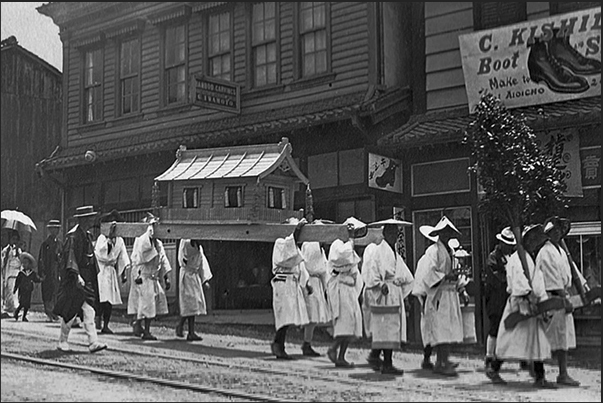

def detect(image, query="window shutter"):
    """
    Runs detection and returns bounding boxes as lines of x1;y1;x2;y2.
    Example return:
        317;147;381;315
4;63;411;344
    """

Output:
550;2;600;15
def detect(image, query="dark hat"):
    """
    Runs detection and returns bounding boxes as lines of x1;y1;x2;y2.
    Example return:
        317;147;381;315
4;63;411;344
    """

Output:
543;216;571;237
47;219;61;228
522;224;545;240
73;205;99;218
142;212;160;225
100;209;124;223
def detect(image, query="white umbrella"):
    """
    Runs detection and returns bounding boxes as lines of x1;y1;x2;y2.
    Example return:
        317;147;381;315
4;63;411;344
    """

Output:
1;210;37;233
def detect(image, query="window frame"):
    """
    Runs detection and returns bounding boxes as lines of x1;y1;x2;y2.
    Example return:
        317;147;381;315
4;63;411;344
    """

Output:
224;185;245;208
250;2;280;89
295;2;331;80
267;185;287;210
162;22;189;106
82;47;104;124
207;9;234;82
182;186;201;209
118;35;141;116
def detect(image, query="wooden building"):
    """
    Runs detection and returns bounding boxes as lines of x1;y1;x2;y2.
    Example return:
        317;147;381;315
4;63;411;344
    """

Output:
1;36;63;260
376;2;601;346
35;3;414;312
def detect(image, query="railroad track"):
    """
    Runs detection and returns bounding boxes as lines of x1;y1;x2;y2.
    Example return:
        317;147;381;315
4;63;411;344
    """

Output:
2;327;507;402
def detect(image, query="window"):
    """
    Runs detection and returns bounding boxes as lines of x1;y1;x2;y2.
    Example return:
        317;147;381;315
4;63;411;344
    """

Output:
120;37;140;115
183;187;200;209
411;158;471;196
70;183;97;210
209;11;232;81
252;2;278;87
267;186;286;209
299;2;328;77
473;2;526;30
104;178;138;205
164;24;187;104
565;222;601;289
84;48;103;123
225;186;243;208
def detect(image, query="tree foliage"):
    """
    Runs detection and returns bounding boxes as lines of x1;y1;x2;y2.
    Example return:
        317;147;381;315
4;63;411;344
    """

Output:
463;94;568;229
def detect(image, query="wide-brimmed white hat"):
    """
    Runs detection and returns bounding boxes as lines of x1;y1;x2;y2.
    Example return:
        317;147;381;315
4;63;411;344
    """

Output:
328;239;360;267
429;216;461;237
419;225;439;243
496;227;516;245
273;234;304;268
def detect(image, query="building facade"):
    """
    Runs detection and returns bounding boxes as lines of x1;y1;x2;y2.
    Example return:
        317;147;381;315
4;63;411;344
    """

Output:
1;36;63;261
36;2;414;312
377;2;601;346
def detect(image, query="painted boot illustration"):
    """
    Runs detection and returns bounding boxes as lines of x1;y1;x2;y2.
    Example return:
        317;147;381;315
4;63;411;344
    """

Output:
548;29;601;76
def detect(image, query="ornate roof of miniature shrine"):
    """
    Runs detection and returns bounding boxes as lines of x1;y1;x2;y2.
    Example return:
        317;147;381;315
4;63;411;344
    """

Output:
155;137;309;184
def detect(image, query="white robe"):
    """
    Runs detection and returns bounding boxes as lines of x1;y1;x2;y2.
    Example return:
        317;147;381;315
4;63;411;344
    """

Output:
411;244;437;347
95;234;130;305
271;257;310;331
362;241;414;347
327;261;364;338
127;229;172;319
536;241;576;351
495;251;551;361
300;242;331;325
421;241;464;346
178;240;213;317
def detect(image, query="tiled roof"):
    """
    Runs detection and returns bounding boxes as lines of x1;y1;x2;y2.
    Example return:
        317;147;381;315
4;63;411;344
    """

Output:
378;97;601;148
155;138;308;183
37;91;376;170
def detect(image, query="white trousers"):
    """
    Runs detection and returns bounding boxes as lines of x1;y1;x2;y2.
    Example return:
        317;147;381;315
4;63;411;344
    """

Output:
59;302;98;346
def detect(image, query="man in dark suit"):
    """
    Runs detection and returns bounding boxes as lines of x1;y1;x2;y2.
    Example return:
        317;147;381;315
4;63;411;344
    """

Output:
37;219;62;322
53;206;107;353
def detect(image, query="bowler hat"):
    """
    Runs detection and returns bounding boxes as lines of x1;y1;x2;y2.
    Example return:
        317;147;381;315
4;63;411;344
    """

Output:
73;205;99;218
496;227;516;245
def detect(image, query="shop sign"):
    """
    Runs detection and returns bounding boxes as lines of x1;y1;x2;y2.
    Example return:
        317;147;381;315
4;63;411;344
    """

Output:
535;129;583;197
459;7;601;111
192;75;241;114
368;153;402;193
580;147;601;188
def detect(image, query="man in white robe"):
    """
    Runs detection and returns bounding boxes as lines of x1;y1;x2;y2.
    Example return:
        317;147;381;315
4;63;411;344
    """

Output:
177;239;212;341
94;218;130;334
495;224;556;388
362;224;414;375
1;230;23;318
127;214;172;340
420;216;464;377
270;220;310;359
326;239;364;368
300;241;331;356
536;216;583;387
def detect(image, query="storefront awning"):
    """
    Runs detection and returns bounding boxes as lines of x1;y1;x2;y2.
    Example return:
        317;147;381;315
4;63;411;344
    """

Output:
378;96;601;149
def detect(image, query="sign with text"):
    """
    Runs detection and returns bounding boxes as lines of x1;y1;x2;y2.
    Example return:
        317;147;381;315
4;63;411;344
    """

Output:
368;153;402;193
535;129;583;197
192;75;241;114
580;147;601;188
459;7;601;111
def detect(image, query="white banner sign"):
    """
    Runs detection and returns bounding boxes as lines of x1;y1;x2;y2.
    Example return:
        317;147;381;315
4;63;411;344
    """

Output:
368;153;402;193
459;7;601;111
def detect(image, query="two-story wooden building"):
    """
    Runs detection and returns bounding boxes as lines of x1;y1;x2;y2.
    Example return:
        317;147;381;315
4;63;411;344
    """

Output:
1;36;63;258
35;3;414;311
376;2;601;346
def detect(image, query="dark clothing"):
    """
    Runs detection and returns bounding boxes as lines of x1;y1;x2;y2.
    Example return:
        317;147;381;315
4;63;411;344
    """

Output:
37;235;62;311
53;225;100;323
484;245;510;335
13;270;42;310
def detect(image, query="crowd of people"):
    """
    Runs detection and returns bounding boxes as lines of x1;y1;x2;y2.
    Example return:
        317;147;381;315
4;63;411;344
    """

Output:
0;205;591;389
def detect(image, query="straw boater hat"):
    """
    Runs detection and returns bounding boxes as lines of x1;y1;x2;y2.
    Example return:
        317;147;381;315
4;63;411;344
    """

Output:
47;219;61;228
273;234;304;268
328;239;360;268
73;205;99;218
18;252;37;270
419;225;439;243
429;216;461;237
496;227;516;245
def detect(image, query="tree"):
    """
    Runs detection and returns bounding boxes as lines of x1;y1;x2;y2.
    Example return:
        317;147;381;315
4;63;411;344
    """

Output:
463;93;568;279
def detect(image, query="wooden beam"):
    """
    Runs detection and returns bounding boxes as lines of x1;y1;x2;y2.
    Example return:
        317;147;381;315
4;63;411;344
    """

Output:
101;221;354;244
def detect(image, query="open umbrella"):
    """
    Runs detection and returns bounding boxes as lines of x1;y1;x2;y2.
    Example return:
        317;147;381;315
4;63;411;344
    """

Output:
1;210;37;233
